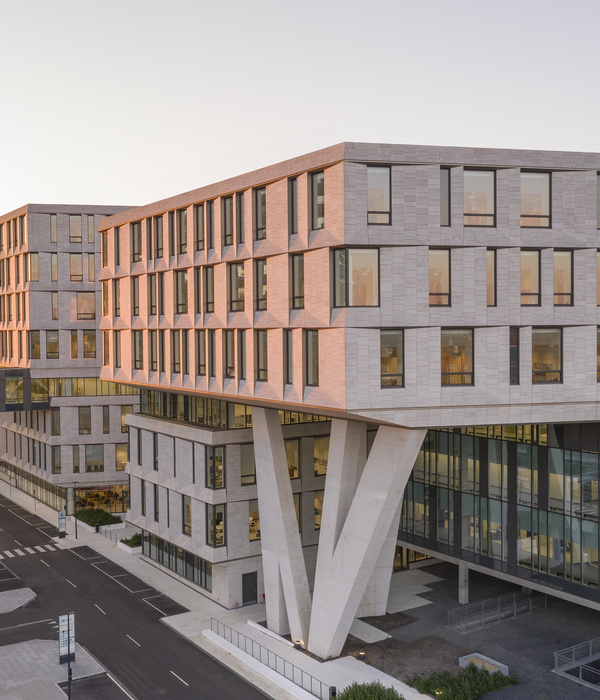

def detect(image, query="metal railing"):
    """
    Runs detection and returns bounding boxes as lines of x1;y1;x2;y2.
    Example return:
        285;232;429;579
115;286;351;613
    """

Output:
210;618;331;699
554;637;600;689
448;591;547;632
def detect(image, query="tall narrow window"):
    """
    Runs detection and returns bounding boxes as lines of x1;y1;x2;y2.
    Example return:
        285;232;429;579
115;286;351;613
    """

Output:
114;330;121;368
171;330;180;373
131;277;140;316
168;211;175;257
177;209;187;254
256;329;267;381
206;446;225;488
149;330;157;371
87;253;95;282
334;248;379;307
486;249;496;307
291;254;304;309
304;329;319;386
133;330;143;370
255;259;267;310
283;329;293;384
131;221;142;262
224;330;235;379
597;327;600;382
510;327;520;385
157;272;165;315
367;166;391;224
440;167;450;226
154;484;159;521
51;292;58;320
429;249;450;306
311;171;324;230
114;226;120;266
236;192;245;244
597;174;600;229
182;329;189;375
69;215;82;243
194;204;204;251
441;329;474;385
88;215;94;243
254;187;266;240
183;495;192;535
521;172;550;227
380;330;403;387
78;406;91;435
146;217;153;260
103;405;110;433
249;500;260;541
103;331;109;366
113;279;120;316
205;266;214;313
206;504;225;547
83;331;96;358
554;250;572;305
288;178;298;236
196;329;206;375
597;251;600;305
148;274;157;315
175;269;188;314
532;328;562;383
101;231;108;266
237;329;246;380
29;330;40;359
50;214;57;243
51;253;58;281
159;330;165;372
229;262;244;312
154;215;163;258
70;330;78;359
464;170;495;226
208;329;216;378
222;196;233;246
206;200;214;249
194;267;201;314
521;250;540;305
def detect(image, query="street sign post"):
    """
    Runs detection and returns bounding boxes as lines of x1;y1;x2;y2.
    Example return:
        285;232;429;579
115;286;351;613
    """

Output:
59;612;75;699
58;510;66;539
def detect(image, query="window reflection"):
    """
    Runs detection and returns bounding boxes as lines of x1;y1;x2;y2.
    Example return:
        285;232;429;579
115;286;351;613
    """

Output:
367;167;391;224
553;251;572;305
441;329;473;385
380;330;403;387
521;250;540;305
521;172;550;227
463;170;495;226
429;249;450;306
532;328;562;383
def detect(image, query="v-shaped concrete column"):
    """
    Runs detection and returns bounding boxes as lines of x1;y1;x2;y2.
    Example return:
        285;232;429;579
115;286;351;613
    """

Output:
307;422;426;658
252;407;312;643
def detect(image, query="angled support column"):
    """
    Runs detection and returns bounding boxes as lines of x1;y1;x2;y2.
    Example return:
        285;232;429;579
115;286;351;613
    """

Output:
252;407;312;643
308;423;426;659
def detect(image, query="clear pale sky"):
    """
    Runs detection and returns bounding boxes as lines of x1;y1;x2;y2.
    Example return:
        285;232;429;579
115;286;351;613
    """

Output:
1;0;598;214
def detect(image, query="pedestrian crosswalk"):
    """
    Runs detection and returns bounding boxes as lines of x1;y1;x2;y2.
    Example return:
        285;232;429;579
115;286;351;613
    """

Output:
0;542;63;559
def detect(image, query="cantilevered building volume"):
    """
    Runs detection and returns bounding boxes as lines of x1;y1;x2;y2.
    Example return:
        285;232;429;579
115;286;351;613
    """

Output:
0;204;139;515
96;142;600;658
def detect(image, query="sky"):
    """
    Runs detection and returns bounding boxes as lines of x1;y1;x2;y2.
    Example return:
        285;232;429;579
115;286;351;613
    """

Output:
1;0;598;214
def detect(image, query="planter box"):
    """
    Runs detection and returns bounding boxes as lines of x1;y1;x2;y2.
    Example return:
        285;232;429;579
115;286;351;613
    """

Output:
117;541;142;554
71;517;125;533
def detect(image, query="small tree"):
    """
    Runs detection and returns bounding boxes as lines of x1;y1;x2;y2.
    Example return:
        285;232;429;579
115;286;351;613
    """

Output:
337;680;404;699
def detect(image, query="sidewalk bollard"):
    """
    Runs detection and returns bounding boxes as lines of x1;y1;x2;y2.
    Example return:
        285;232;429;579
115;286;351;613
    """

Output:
329;686;336;698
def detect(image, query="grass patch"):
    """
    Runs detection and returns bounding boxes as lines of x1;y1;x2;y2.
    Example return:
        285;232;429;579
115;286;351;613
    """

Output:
76;508;122;526
338;680;404;699
120;532;142;547
406;662;518;700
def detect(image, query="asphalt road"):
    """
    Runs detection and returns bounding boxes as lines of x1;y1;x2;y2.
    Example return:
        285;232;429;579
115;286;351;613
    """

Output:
0;495;267;699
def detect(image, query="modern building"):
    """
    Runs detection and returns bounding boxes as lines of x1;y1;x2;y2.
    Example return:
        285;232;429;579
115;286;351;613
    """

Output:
97;142;600;658
0;204;139;514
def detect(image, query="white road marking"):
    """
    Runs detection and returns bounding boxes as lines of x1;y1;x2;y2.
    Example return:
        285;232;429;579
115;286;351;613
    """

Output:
24;547;35;554
4;551;14;558
44;545;55;551
126;634;141;647
95;604;106;615
170;671;189;687
34;546;45;552
0;618;54;632
14;540;22;546
15;549;25;556
41;560;49;567
66;579;77;588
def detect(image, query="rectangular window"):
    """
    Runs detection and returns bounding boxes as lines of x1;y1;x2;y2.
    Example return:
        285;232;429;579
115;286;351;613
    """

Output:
521;250;540;305
154;215;163;258
101;231;108;266
315;490;324;530
88;215;95;243
254;187;266;240
311;171;325;230
113;279;121;316
146;217;153;260
597;175;600;229
87;253;95;282
236;192;245;244
334;248;379;307
177;209;187;254
194;267;201;315
159;330;165;373
464;170;495;226
103;331;109;366
441;329;474;385
288;178;298;236
113;330;121;368
78;406;91;435
116;443;127;471
554;250;573;305
50;214;57;243
183;495;192;535
133;330;143;370
46;330;59;359
238;329;246;380
532;328;562;383
304;330;319;386
51;409;61;436
255;329;267;381
224;330;235;379
18;215;25;245
521;171;551;227
171;330;180;373
597;251;600;305
153;433;158;470
103;405;110;434
380;330;403;387
168;211;175;257
196;329;206;375
52;445;61;474
51;252;58;281
73;445;79;473
208;329;216;378
291;254;304;309
598;327;600;382
314;436;329;476
255;258;267;310
182;329;189;375
206;200;214;249
241;444;256;485
70;330;78;359
206;446;225;488
29;330;40;359
204;266;214;313
429;249;450;306
487;249;496;307
283;329;293;384
222;196;233;247
83;330;96;359
121;405;133;433
175;270;188;314
49;291;57;319
153;483;159;521
229;262;245;311
286;439;300;479
440;167;450;226
131;277;140;316
69;215;82;243
114;226;120;266
206;504;225;547
367;166;391;224
149;330;158;371
28;253;39;282
148;274;157;315
131;221;142;262
510;326;520;385
194;204;204;251
249;499;260;541
157;272;165;315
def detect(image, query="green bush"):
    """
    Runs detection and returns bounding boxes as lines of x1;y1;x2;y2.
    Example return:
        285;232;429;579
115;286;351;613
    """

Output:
337;680;404;699
76;508;122;526
120;532;142;547
406;662;518;700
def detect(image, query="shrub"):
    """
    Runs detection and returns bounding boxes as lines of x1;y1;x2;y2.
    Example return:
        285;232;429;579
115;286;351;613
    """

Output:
76;508;122;526
120;532;142;547
337;680;404;699
406;662;518;700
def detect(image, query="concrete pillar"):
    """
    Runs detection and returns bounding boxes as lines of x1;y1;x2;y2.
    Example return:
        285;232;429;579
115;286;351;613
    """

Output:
252;407;312;643
308;423;426;659
458;562;469;605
